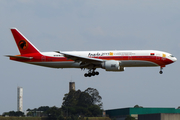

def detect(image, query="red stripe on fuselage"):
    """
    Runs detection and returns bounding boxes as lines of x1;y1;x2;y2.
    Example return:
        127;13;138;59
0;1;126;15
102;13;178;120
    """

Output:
10;54;173;67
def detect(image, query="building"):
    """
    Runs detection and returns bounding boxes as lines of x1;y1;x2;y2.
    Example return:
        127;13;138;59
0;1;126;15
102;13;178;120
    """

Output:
138;113;180;120
69;82;75;92
17;87;23;112
105;107;180;120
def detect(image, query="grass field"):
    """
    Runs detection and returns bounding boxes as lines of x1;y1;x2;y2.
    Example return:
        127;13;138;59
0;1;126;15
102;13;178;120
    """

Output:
0;117;111;120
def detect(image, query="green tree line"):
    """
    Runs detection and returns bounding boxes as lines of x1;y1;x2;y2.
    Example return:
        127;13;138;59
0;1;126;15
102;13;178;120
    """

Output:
2;88;103;120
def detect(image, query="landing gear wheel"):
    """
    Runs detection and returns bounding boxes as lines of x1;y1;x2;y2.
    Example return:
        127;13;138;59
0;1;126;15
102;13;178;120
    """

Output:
95;71;99;75
84;72;99;77
84;68;99;77
88;73;92;77
84;73;88;77
92;72;95;76
159;71;163;74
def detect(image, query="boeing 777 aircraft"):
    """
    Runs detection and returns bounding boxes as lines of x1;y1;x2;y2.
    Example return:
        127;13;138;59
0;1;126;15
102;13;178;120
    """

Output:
6;28;177;77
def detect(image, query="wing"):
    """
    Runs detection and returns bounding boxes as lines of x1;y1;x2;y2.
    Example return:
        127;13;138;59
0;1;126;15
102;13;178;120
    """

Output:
60;52;104;63
59;52;104;68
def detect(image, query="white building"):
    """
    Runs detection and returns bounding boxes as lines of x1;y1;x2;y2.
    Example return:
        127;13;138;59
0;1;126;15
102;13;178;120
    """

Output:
17;87;23;112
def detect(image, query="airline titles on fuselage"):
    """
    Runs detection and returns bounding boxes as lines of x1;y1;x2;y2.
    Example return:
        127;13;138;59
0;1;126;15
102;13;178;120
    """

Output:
88;52;135;57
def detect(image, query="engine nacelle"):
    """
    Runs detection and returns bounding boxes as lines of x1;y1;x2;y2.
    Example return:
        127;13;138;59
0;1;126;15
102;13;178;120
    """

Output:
102;60;125;71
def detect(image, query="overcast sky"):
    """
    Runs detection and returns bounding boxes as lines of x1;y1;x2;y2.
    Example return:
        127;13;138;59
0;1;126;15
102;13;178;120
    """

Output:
0;0;180;114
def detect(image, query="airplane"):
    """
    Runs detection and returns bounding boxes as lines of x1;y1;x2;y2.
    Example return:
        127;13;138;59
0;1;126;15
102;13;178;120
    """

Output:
6;28;177;77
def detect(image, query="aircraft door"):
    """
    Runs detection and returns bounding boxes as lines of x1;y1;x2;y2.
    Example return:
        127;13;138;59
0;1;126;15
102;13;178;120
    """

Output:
156;53;160;60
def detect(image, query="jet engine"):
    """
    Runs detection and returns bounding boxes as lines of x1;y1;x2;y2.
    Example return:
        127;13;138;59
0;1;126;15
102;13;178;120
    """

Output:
102;60;125;71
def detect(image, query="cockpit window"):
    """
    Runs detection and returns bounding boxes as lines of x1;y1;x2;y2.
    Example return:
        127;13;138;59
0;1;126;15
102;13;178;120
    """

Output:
170;55;174;57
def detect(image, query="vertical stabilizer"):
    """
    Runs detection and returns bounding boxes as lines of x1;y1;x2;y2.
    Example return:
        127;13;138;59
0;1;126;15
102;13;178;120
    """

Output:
11;28;40;55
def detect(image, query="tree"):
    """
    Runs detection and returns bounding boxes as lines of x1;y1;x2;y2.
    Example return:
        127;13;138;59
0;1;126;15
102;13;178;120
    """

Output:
27;111;34;117
2;111;24;117
2;112;9;116
46;106;62;120
125;115;136;120
61;88;103;117
26;106;50;117
84;88;103;107
16;111;24;116
62;90;81;107
62;90;91;116
77;92;93;107
38;106;50;112
134;105;143;108
88;105;102;116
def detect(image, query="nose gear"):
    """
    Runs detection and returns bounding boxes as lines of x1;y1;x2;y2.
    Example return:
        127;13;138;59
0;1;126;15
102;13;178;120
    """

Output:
159;67;163;74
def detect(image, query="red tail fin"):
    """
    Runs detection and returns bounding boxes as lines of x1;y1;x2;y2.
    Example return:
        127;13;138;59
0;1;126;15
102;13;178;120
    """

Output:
11;28;40;55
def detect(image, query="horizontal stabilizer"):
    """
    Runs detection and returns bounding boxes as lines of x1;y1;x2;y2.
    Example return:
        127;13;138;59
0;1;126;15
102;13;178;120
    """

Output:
54;51;61;53
5;55;33;60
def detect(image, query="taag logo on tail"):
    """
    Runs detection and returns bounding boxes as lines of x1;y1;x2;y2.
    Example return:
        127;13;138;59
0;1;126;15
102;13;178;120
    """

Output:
19;40;28;50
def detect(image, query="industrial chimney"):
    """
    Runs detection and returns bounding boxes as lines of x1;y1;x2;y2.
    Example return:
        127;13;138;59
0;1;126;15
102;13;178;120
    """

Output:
17;87;23;112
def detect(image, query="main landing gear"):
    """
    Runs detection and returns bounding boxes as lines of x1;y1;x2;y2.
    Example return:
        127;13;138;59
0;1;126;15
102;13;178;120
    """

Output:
84;69;99;77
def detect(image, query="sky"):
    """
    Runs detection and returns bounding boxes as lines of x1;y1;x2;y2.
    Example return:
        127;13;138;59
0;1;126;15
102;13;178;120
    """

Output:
0;0;180;115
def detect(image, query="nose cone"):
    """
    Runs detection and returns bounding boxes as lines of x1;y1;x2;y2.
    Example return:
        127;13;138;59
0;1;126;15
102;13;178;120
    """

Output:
173;57;177;62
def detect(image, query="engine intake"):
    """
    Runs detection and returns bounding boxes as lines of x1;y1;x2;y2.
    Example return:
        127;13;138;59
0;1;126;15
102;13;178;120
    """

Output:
102;60;125;71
